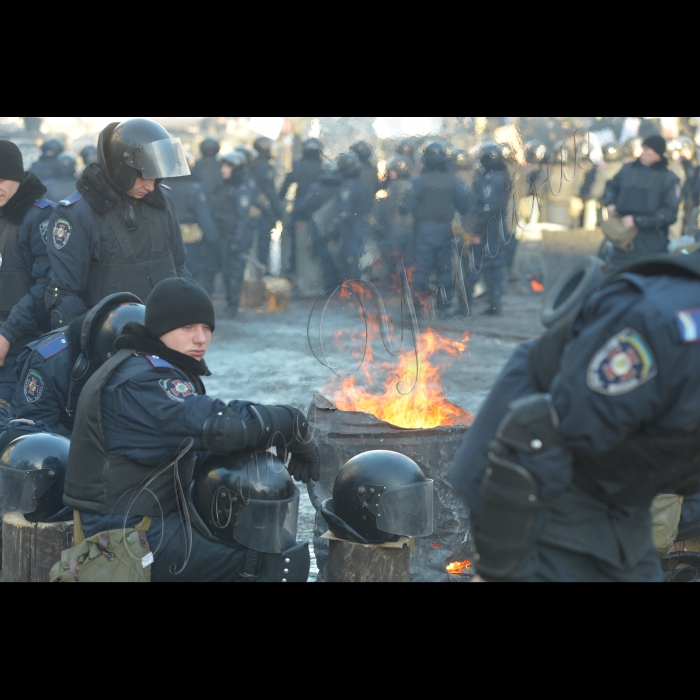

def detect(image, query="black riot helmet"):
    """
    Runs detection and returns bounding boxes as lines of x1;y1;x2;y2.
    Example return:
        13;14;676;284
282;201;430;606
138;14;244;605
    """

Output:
80;145;98;166
200;137;221;158
41;138;65;157
220;151;248;176
303;138;324;159
603;143;623;163
253;137;275;159
0;434;71;523
192;452;300;554
525;141;549;165
396;139;416;161
480;142;507;171
337;152;362;179
235;145;259;164
386;155;412;180
623;137;643;160
351;140;374;163
99;118;191;192
56;154;77;179
69;293;145;384
452;149;473;171
321;451;434;546
422;142;449;171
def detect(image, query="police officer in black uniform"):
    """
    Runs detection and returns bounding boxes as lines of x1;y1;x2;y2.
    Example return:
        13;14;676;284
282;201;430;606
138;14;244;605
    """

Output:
472;144;514;316
13;294;145;437
163;164;219;295
64;277;320;583
604;135;681;271
451;252;700;582
211;151;262;316
31;139;65;184
401;142;472;317
192;138;222;199
45;154;77;204
249;137;284;268
279;138;326;275
0;141;55;402
43;118;192;329
351;140;381;193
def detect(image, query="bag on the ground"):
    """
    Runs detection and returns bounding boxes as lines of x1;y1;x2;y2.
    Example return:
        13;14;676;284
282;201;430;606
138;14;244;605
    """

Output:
50;516;153;583
601;214;639;252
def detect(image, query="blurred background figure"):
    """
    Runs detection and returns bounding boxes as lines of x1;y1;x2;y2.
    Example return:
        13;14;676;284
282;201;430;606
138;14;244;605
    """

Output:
45;154;78;203
279;137;326;275
193;137;222;198
23;117;43;134
250;136;284;268
31;138;65;184
79;145;98;168
351;140;381;193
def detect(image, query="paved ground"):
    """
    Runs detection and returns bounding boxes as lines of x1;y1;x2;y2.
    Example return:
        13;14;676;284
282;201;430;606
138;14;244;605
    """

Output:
204;285;546;577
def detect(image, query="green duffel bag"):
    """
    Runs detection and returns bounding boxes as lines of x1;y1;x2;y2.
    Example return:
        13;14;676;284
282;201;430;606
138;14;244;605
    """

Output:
51;515;153;583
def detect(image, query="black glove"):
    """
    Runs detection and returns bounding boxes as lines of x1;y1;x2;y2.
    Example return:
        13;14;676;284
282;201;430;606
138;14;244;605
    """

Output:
287;436;321;484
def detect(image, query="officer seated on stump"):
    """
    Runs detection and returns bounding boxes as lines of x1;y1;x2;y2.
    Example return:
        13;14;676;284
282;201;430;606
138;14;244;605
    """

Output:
13;294;145;438
63;278;321;583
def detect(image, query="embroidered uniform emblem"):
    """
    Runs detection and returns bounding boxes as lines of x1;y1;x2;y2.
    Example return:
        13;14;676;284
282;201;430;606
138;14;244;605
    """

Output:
675;309;700;344
24;370;45;404
587;328;657;396
53;219;72;250
39;220;50;244
159;379;196;403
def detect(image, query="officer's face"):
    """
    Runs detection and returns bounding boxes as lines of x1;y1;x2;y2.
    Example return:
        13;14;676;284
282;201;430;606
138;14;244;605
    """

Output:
160;324;213;361
221;163;233;180
126;177;157;200
0;179;21;207
640;146;663;167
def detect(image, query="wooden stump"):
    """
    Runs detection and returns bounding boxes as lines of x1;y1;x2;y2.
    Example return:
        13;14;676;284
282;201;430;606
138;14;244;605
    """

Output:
326;535;412;583
2;514;73;583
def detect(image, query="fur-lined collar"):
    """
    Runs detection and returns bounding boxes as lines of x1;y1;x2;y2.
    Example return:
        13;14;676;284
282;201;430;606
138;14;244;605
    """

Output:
115;322;211;378
76;163;167;214
0;172;48;224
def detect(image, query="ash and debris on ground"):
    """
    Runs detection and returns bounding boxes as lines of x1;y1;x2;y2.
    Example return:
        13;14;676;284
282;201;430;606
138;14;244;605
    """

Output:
204;288;545;579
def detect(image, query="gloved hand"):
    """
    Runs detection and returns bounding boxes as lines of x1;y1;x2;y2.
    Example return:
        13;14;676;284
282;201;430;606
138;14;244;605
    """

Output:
287;436;321;484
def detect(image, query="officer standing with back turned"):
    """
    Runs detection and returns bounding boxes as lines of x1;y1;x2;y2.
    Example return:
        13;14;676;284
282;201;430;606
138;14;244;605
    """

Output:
0;141;55;401
44;119;192;328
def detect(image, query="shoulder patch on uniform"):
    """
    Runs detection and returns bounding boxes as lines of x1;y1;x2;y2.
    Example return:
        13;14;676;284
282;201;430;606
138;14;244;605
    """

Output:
587;328;658;396
58;192;84;207
675;309;700;344
37;334;70;360
145;355;173;369
33;198;53;209
39;220;50;244
52;219;72;250
159;379;196;403
24;370;45;404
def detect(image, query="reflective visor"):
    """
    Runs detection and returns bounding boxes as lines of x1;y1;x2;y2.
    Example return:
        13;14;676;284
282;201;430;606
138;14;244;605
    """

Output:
233;489;301;554
376;480;435;538
132;138;191;179
0;467;52;516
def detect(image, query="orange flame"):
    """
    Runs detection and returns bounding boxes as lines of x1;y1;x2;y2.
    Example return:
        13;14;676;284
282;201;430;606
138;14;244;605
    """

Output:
531;280;545;293
447;560;472;575
326;327;475;430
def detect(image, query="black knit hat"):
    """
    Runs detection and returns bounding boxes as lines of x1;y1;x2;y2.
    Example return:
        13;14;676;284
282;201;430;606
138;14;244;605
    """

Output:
643;135;667;158
145;278;216;337
0;141;25;182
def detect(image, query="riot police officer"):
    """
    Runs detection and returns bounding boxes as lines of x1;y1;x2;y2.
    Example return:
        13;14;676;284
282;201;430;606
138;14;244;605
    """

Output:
351;140;381;193
249;137;284;268
472;144;514;316
211;151;263;316
31;139;65;184
45;154;77;204
192;137;222;198
451;252;700;582
0;141;55;401
163;163;219;295
279;138;326;274
13;294;145;437
43;118;192;328
401;142;472;317
79;145;98;168
64;277;321;583
604;135;681;270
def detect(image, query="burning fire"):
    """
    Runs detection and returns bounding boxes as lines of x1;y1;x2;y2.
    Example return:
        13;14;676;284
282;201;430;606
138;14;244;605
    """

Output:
447;560;472;575
327;326;475;430
530;280;545;293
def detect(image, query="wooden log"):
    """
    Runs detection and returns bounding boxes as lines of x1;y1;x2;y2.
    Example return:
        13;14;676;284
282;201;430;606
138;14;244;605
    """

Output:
326;535;412;583
2;514;73;583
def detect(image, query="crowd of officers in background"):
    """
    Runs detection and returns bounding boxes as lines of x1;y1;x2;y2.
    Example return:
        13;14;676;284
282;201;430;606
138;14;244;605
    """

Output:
29;127;700;320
